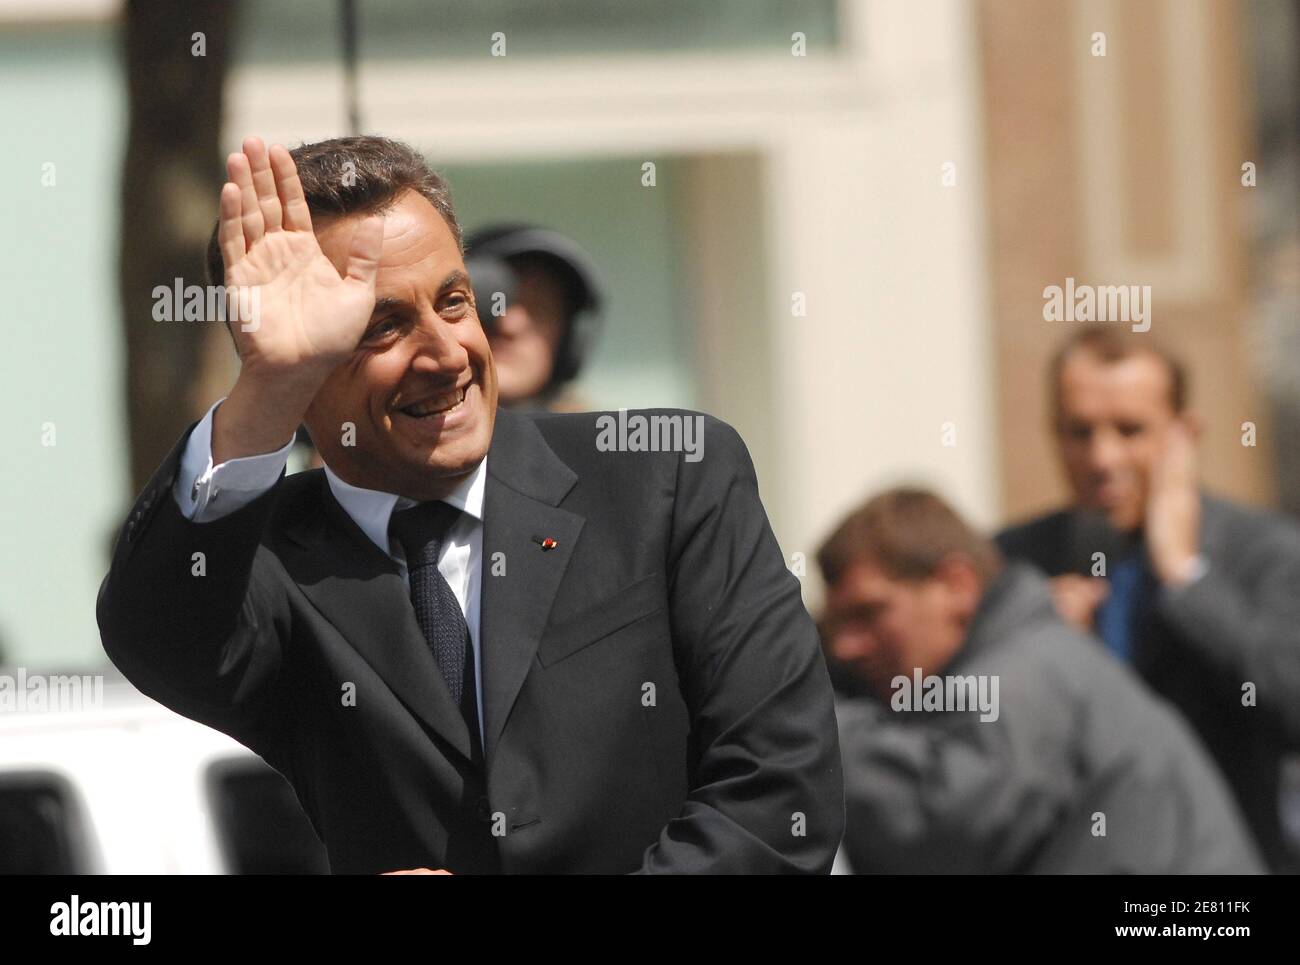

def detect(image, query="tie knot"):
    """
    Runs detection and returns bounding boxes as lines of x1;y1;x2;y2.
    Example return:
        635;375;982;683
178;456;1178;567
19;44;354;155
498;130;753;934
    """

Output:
388;500;462;568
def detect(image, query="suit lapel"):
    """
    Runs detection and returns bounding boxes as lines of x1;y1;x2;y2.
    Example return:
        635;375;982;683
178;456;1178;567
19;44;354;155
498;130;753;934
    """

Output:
480;409;583;765
276;477;476;762
271;408;584;769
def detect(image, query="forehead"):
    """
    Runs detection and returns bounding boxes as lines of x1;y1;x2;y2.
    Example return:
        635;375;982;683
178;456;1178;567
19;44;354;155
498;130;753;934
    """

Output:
1058;350;1173;416
316;190;461;284
512;259;569;296
828;558;901;604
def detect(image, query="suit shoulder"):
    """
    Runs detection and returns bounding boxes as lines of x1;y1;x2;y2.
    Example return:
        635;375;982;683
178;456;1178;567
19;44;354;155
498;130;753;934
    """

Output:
277;466;326;496
265;468;328;530
1201;491;1300;564
527;407;729;433
1202;491;1300;537
995;509;1071;556
529;407;747;468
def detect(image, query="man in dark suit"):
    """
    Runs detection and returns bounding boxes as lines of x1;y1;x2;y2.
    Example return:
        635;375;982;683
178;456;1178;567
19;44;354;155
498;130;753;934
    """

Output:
822;488;1263;874
96;134;844;874
996;326;1300;870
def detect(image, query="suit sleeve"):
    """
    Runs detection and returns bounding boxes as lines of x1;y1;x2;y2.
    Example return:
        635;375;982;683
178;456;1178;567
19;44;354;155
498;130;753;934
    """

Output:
1155;536;1300;745
96;423;292;766
836;694;1076;874
636;416;845;873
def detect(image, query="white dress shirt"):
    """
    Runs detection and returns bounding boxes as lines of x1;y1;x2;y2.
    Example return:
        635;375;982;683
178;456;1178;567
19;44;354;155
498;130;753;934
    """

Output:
174;399;488;743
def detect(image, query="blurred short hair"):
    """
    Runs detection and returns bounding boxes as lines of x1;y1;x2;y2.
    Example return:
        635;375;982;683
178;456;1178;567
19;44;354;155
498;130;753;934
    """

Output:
816;488;1003;589
1049;325;1189;416
204;135;461;289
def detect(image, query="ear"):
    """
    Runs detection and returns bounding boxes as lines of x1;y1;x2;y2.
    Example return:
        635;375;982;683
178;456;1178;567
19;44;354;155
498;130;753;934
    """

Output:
1178;410;1203;440
934;553;982;615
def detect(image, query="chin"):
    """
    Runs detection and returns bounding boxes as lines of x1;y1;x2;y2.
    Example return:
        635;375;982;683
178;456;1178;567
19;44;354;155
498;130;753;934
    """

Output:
1114;514;1144;534
1097;505;1141;532
415;434;489;474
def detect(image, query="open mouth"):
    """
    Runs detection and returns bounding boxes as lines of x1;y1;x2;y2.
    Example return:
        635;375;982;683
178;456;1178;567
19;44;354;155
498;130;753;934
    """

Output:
396;385;467;419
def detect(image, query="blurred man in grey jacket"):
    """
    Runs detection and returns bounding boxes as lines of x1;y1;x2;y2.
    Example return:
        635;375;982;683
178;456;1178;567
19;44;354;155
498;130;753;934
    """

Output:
821;488;1262;874
997;326;1300;869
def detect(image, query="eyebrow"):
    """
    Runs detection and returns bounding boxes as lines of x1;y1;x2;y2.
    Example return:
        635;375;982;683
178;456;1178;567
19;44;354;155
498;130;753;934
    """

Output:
370;270;470;318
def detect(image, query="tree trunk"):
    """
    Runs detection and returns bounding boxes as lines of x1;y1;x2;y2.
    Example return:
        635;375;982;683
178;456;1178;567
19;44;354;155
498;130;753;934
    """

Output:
120;0;236;495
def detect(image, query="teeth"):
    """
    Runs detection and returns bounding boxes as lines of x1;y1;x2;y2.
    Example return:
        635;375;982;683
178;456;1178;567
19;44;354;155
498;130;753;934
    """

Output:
401;387;466;417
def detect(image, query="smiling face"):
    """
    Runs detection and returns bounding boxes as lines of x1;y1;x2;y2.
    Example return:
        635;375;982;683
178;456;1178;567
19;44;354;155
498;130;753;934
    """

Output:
304;190;498;500
1054;349;1179;532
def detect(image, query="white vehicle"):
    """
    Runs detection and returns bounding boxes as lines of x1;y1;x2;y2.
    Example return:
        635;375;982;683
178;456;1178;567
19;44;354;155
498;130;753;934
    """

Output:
0;666;327;874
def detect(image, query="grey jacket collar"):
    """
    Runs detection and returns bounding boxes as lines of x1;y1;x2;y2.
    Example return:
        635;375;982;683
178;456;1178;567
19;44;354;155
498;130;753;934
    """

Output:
949;563;1059;672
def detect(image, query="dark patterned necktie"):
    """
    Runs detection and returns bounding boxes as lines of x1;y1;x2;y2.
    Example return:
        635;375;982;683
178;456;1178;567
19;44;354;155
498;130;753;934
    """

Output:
388;501;480;755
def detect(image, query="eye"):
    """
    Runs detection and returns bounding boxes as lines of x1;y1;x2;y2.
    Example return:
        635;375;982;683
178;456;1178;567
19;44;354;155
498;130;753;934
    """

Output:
1063;423;1091;442
366;317;400;340
441;291;471;318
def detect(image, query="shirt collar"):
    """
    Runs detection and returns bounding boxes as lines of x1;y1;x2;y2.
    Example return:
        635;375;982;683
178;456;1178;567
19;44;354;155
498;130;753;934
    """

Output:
322;456;487;556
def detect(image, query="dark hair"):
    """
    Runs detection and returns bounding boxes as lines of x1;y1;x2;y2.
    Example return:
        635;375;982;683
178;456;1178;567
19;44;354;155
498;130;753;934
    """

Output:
1049;325;1188;415
816;488;1003;589
204;135;461;288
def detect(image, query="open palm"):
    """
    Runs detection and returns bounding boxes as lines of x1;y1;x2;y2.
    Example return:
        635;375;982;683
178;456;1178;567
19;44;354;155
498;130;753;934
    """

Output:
218;137;384;382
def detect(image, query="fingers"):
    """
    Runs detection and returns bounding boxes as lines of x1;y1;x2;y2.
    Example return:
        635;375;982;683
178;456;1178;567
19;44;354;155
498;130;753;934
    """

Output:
217;181;246;271
245;136;284;232
1171;426;1197;479
223;137;310;259
226;150;264;247
344;214;385;287
269;143;313;232
1154;420;1198;490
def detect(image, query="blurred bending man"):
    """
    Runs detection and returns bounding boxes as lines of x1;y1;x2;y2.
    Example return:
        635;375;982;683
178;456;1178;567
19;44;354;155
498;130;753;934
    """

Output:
997;326;1300;869
822;488;1262;874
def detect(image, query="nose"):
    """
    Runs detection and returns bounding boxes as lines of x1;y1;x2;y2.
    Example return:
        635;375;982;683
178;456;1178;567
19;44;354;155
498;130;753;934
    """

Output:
1085;426;1124;474
407;310;469;373
490;302;533;339
831;627;878;664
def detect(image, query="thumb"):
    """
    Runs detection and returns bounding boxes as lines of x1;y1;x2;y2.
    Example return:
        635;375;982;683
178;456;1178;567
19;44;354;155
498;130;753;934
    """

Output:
344;214;385;287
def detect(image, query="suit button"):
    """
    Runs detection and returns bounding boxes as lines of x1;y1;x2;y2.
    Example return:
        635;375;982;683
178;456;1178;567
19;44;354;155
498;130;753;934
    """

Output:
476;796;491;822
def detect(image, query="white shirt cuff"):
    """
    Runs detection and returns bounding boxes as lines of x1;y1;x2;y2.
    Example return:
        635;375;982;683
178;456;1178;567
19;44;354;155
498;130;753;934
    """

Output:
174;398;295;522
1165;554;1210;592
